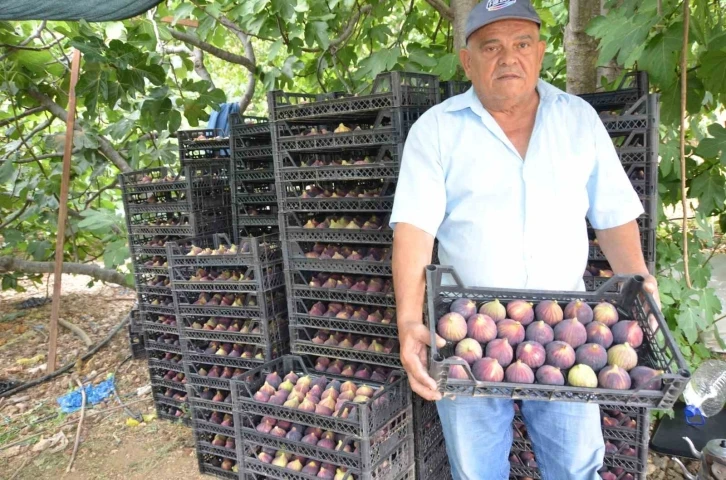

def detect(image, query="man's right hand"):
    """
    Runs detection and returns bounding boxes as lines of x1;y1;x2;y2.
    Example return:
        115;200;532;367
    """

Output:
399;321;446;401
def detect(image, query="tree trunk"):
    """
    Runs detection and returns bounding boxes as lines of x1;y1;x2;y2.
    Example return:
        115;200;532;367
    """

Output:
0;256;134;289
452;0;478;52
565;0;601;94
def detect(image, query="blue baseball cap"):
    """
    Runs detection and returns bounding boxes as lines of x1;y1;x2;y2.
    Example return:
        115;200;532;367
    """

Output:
465;0;542;41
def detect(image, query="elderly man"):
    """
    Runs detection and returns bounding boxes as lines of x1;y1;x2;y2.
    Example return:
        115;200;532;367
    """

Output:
390;1;658;479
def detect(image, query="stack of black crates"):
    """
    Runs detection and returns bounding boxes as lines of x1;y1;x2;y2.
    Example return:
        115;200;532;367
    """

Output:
119;154;232;423
232;71;441;480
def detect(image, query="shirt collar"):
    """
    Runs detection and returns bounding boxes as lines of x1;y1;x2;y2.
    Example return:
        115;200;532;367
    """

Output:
443;78;565;114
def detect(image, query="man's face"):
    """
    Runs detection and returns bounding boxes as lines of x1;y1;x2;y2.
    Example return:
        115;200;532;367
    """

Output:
460;19;546;104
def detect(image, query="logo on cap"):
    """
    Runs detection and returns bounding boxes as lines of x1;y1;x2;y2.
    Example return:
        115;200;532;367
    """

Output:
486;0;517;11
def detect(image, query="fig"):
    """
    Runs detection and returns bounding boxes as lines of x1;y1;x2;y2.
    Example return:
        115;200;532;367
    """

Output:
575;343;608;372
506;300;535;326
554;318;587;348
568;364;598;388
437;312;467;342
455;338;484;365
472;357;504;382
586;321;613;349
525;321;554;345
629;366;663;390
485;338;514;367
545;341;576;369
564;300;593;324
607;343;638;371
515;341;546;369
505;360;535;384
450;298;477;319
598;365;631;390
467;314;497;343
479;299;506;322
593;302;618;327
535;300;563;326
447;356;469;380
302;461;321;476
535;365;565;385
611;321;643;348
497;319;525;346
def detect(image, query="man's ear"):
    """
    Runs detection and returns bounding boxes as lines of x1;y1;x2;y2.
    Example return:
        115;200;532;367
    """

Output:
537;40;546;64
459;48;471;79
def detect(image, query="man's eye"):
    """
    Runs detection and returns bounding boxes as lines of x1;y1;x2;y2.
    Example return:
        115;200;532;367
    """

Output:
519;42;530;48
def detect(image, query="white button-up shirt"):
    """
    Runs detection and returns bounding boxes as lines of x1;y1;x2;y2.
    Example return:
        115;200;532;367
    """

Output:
390;79;644;291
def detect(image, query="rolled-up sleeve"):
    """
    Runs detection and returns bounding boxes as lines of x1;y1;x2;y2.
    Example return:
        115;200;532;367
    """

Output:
389;112;446;237
586;108;644;230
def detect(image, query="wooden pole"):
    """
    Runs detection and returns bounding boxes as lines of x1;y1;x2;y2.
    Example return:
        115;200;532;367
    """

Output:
47;49;82;373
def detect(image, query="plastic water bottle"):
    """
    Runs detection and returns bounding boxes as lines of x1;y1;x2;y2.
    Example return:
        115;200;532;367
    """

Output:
683;359;726;425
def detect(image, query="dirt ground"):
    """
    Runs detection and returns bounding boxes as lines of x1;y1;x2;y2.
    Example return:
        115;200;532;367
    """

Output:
0;272;700;480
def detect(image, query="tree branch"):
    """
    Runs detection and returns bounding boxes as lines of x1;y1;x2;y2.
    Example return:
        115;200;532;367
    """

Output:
329;5;373;51
26;89;133;173
425;0;454;21
0;198;31;230
0;106;48;128
2;117;54;158
163;45;192;55
216;18;257;113
192;48;215;89
84;179;118;210
0;256;133;289
4;148;81;165
167;29;255;73
0;21;46;62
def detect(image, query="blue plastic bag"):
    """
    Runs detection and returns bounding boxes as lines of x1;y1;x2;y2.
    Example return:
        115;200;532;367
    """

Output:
57;377;115;413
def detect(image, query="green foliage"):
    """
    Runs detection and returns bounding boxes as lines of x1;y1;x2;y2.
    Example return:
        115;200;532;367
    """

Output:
590;0;726;367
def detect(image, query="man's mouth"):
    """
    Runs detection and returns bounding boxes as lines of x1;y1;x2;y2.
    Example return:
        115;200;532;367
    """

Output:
497;74;521;80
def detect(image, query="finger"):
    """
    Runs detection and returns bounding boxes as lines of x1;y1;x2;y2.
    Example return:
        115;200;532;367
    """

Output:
402;351;438;392
408;375;442;401
412;325;446;349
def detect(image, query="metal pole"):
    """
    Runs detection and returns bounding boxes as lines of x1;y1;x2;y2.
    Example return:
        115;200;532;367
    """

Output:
47;48;82;373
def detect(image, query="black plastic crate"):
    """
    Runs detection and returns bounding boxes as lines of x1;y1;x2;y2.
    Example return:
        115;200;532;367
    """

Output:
288;297;397;339
194;426;238;462
128;325;146;359
168;263;285;295
579;71;649;113
184;361;254;391
286;269;395;308
283;240;392;277
178;312;289;347
152;383;188;409
230;114;272;143
147;348;184;372
416;434;448;480
156;403;191;426
129;306;143;332
190;398;236;437
237;409;411;474
149;365;186;390
439;80;471;101
196;446;239;479
120;164;231;214
127;233;187;256
167;233;283;268
139;310;178;335
173;286;287;321
290;327;401;369
143;329;182;354
281;212;393;245
231;356;410;432
412;395;441;456
240;436;413;480
134;272;172;294
274;144;402;178
182;337;288;370
125;208;232;237
424;265;690;408
512;408;649;475
599;94;658;135
178;128;231;164
268;71;439;122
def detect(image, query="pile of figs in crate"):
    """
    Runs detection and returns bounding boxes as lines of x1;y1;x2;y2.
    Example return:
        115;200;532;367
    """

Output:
233;356;413;480
437;296;662;391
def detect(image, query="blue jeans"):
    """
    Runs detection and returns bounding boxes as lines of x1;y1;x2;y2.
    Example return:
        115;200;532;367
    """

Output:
436;397;604;480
